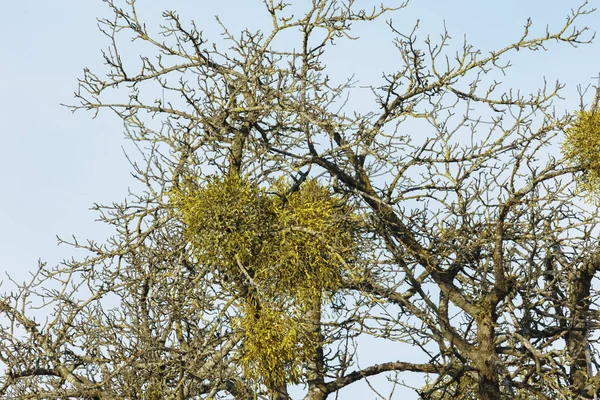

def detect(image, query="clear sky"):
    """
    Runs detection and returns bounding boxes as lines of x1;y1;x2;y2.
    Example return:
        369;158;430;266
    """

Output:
1;1;599;398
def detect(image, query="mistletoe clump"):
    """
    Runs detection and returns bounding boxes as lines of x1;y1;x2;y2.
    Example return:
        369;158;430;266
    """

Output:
169;175;357;388
238;301;308;387
562;109;600;198
169;175;277;290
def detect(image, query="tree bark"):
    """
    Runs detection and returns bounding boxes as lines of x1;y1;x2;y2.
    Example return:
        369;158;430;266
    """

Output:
566;252;599;397
476;312;502;400
269;386;291;400
305;297;327;400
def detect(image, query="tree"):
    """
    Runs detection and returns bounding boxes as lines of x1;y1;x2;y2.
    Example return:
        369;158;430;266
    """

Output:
1;1;600;399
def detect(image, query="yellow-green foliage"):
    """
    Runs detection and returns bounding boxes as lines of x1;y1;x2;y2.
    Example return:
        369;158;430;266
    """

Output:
169;175;357;388
270;179;355;303
562;109;600;198
239;301;307;387
170;175;277;290
144;381;164;400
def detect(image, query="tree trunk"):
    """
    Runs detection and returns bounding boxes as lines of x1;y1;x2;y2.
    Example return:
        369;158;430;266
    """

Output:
476;312;502;400
269;386;290;400
566;253;598;397
304;296;327;400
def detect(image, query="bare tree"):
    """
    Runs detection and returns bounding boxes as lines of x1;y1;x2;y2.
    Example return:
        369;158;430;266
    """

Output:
2;1;600;399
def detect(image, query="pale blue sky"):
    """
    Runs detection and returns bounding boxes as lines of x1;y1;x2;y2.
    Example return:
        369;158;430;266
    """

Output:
1;1;599;398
